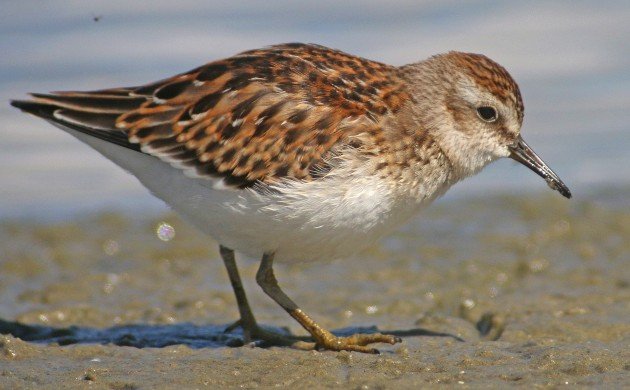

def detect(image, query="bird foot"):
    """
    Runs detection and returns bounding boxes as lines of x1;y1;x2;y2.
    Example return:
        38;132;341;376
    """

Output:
223;319;244;334
224;320;309;348
225;321;401;354
313;332;402;354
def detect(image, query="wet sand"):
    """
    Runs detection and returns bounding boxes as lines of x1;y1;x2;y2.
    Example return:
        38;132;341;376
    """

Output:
1;190;628;388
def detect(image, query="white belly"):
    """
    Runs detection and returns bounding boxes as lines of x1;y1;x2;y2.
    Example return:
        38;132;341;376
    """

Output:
61;126;438;262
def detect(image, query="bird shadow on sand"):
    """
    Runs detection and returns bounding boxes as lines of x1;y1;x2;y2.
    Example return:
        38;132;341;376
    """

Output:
0;318;463;349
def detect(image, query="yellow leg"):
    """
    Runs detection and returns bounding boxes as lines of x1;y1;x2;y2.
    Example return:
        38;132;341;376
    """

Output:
256;252;402;354
220;245;312;348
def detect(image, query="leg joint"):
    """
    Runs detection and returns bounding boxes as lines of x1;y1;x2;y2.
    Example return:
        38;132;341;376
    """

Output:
219;245;233;259
256;264;275;292
255;252;274;287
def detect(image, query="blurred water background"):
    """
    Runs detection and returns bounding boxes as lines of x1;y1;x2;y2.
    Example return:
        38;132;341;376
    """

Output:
1;0;629;220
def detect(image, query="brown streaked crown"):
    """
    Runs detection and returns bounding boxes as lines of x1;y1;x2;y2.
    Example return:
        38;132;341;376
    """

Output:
445;52;524;123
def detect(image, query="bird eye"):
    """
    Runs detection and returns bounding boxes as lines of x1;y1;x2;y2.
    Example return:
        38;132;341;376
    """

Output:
476;106;498;122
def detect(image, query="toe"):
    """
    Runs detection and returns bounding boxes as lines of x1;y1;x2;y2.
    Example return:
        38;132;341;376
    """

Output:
223;319;243;334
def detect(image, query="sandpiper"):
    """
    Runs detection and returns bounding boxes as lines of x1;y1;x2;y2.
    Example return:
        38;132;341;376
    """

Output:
11;43;571;354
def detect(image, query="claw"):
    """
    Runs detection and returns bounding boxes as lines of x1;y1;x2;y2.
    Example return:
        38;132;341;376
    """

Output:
226;322;401;354
314;332;402;353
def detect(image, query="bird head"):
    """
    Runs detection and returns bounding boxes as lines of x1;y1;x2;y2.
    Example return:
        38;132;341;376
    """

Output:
403;52;571;198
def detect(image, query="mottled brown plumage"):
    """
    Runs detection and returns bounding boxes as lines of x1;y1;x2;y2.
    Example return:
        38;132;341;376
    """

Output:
447;52;524;122
22;43;415;188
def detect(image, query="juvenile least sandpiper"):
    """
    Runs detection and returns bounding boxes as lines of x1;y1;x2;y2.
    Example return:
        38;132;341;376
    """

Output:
12;43;571;354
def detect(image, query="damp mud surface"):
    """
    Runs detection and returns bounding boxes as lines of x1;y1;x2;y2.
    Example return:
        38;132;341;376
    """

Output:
1;190;628;388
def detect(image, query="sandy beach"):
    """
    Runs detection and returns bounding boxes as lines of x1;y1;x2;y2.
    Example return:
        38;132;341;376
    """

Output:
1;190;628;388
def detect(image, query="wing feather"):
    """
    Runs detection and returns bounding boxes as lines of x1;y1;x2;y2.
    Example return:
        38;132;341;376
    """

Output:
11;43;412;188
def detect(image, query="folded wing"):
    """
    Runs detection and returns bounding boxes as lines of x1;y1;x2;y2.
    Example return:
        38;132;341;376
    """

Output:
11;43;411;188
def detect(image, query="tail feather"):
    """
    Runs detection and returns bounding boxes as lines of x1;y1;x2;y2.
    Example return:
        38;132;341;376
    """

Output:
29;92;146;114
10;94;142;152
54;109;120;131
10;99;57;119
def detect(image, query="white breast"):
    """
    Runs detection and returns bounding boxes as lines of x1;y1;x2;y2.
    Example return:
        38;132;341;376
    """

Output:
218;171;425;262
58;124;449;262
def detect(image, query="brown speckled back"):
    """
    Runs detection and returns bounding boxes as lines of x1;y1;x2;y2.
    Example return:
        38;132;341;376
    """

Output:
17;43;415;188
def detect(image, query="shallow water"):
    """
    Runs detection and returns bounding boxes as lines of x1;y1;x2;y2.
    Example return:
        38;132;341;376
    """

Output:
1;189;628;387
